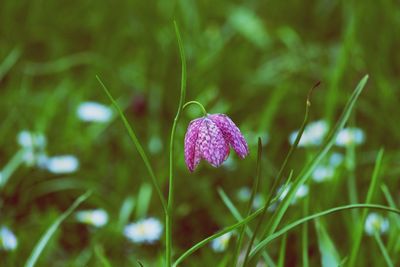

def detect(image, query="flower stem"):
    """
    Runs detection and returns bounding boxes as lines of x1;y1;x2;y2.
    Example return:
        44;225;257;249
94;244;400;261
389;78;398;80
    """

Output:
182;101;207;116
166;21;186;267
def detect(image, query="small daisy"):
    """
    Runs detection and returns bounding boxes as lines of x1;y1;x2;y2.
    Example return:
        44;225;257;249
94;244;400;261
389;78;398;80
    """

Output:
75;209;109;227
124;218;163;244
0;226;18;251
17;130;47;167
289;120;329;147
211;232;232;252
17;130;47;149
76;102;113;123
365;213;389;236
312;165;335;183
335;128;365;147
45;155;79;174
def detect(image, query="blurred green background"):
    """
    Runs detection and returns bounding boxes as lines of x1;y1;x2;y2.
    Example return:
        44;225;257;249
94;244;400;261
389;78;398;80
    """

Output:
1;0;399;266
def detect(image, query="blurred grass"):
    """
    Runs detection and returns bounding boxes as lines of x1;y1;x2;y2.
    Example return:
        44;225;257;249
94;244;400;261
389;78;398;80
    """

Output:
1;0;400;266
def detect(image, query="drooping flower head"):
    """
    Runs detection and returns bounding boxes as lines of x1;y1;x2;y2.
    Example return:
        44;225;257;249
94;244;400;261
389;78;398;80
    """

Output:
184;113;249;172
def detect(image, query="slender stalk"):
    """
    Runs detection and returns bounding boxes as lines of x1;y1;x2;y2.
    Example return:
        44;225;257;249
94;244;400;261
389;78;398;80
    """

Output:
302;194;310;267
166;21;187;267
242;81;320;266
182;101;207;116
232;138;262;267
374;232;394;267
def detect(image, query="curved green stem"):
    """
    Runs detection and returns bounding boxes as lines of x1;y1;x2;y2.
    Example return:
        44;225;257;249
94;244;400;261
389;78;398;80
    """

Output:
182;101;207;116
166;21;186;267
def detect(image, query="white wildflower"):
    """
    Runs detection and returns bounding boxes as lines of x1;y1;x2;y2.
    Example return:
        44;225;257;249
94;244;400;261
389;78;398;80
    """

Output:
124;218;163;244
76;209;109;227
45;155;79;174
329;152;344;167
17;131;47;149
312;165;335;183
365;213;389;236
289;120;329;147
278;184;309;204
211;232;232;252
17;130;47;167
76;102;113;123
0;226;18;251
335;128;365;147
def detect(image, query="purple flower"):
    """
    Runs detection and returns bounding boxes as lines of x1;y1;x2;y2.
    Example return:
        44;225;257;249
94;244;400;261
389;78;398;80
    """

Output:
184;113;249;172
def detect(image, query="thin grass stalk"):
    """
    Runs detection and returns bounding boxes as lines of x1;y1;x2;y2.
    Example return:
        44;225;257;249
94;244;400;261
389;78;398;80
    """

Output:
166;21;187;267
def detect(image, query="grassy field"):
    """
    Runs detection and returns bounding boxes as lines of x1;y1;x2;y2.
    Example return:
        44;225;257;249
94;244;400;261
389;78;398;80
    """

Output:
1;1;399;266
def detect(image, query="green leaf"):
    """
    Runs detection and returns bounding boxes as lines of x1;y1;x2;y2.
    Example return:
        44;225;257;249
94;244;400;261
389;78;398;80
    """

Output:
217;188;276;267
250;203;400;257
232;138;262;267
97;76;167;213
277;234;287;267
315;219;341;267
348;148;384;266
94;245;113;267
136;183;153;219
263;75;369;240
24;191;91;267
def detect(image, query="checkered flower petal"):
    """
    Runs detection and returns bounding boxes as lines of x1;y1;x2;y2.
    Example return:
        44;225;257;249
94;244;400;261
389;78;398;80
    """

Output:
184;113;249;172
209;114;249;158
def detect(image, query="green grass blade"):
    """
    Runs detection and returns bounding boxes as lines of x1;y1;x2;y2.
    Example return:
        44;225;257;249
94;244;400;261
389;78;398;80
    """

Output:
315;219;341;267
0;149;24;189
0;46;21;81
381;184;400;263
217;188;276;267
24;190;92;267
348;148;384;267
173;206;265;267
302;195;309;267
24;52;95;75
243;82;320;265
277;234;287;267
232;138;262;267
249;203;400;257
96;76;167;213
94;245;113;267
374;232;394;267
118;196;136;229
263;75;369;240
135;183;153;219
